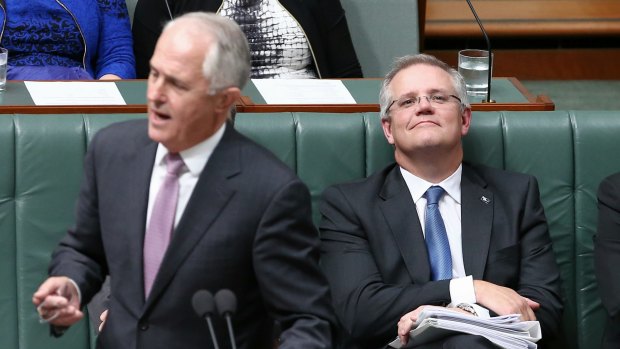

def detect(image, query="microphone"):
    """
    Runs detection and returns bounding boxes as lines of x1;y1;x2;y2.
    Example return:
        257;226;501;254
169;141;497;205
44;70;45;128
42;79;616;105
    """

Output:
215;289;238;349
465;0;494;103
192;290;221;349
164;0;174;20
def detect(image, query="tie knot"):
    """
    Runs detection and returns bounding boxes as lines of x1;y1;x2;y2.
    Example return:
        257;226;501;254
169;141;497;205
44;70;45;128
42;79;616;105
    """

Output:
425;186;445;205
165;153;185;176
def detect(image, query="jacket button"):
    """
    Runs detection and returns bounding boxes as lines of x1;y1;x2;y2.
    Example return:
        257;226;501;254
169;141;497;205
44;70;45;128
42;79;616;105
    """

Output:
139;322;149;331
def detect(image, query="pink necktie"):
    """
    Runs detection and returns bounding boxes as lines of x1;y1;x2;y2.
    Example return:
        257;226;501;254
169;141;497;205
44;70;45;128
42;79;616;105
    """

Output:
143;153;185;297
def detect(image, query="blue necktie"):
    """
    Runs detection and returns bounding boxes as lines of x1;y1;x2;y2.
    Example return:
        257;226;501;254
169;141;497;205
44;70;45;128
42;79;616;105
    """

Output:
424;186;453;281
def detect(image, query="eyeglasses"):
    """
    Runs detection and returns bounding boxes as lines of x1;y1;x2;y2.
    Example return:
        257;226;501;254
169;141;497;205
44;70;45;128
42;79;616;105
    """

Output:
387;94;462;113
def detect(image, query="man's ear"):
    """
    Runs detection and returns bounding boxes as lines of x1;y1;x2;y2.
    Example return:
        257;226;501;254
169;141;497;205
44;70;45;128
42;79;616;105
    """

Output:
461;107;472;136
214;87;241;114
381;117;395;145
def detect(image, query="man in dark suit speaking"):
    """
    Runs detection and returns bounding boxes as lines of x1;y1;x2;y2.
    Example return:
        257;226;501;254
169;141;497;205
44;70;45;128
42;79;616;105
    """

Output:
32;12;335;349
319;54;563;348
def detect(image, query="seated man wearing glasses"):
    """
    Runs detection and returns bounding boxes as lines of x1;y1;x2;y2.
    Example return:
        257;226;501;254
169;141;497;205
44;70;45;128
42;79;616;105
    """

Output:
319;54;563;348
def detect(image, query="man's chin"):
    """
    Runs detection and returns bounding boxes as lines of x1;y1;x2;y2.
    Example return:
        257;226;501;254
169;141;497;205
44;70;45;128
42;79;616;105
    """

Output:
147;126;167;144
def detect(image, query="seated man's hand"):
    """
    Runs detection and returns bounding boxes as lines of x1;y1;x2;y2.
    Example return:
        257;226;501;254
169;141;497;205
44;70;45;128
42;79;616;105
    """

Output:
33;276;83;327
397;305;473;345
99;74;122;80
99;309;108;332
474;280;539;321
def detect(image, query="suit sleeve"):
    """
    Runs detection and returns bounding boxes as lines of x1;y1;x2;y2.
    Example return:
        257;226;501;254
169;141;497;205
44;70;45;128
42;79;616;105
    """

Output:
48;132;108;306
514;176;564;340
94;0;136;78
253;178;336;349
319;185;451;345
595;174;620;318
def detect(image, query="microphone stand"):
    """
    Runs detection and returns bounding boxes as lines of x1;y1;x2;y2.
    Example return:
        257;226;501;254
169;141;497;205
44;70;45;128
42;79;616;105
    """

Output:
223;314;237;349
215;289;238;349
192;290;221;349
465;0;495;103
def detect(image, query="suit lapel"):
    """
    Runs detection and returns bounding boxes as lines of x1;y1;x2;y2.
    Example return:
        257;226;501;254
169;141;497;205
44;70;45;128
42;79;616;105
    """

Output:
379;167;431;283
460;165;493;279
116;134;158;312
144;125;240;308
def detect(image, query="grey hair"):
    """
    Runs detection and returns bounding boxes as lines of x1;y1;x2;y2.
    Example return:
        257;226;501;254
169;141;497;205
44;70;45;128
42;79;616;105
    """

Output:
164;12;251;94
379;54;470;120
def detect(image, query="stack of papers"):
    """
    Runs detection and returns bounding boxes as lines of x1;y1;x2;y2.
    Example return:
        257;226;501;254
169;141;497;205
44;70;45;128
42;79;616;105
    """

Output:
388;307;541;349
252;79;356;104
25;81;126;105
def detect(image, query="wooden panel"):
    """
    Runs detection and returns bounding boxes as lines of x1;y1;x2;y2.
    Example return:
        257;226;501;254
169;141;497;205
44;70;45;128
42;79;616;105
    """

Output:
426;0;620;37
427;48;620;80
238;78;555;112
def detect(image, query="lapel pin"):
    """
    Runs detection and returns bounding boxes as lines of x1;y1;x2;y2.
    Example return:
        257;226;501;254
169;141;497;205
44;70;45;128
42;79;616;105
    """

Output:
480;196;491;204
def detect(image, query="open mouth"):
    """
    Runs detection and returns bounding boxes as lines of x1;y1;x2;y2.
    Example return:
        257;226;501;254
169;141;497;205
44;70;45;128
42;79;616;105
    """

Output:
150;109;171;121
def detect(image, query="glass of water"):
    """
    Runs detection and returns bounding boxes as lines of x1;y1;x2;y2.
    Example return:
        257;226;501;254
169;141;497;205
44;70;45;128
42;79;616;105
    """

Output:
0;48;7;91
458;49;492;98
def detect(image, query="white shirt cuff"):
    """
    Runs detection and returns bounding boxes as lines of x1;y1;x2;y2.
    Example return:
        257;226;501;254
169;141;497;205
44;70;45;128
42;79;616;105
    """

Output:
67;278;82;305
449;275;476;304
448;275;490;318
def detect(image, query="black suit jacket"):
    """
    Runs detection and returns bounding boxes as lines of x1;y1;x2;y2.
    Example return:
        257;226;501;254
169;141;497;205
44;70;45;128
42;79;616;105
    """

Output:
49;120;335;349
319;163;563;348
595;172;620;349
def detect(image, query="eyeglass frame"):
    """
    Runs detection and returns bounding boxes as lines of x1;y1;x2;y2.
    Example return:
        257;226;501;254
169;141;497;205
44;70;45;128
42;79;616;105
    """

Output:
386;94;462;114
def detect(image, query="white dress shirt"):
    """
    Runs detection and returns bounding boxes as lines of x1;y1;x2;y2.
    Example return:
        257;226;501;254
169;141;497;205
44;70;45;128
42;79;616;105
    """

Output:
400;165;489;317
147;123;226;230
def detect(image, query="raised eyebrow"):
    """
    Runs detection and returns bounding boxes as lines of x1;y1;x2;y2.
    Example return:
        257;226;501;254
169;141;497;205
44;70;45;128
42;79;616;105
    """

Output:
395;92;418;100
396;88;448;99
429;88;450;95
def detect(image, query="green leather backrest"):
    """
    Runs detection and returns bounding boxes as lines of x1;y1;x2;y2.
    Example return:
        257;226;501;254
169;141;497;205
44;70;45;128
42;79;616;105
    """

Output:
240;111;620;349
0;114;143;349
0;114;92;349
2;111;618;349
236;113;393;224
572;112;620;348
468;111;578;348
0;116;17;349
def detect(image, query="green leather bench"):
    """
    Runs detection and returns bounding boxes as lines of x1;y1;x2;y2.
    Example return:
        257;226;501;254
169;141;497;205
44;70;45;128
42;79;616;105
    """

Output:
1;111;619;349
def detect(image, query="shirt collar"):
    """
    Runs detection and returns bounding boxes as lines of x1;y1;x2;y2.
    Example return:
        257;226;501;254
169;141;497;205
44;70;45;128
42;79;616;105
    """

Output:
400;164;462;204
153;123;227;176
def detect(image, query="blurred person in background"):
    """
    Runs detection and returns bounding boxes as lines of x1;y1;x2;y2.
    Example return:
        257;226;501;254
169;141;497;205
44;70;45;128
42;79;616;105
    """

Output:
132;0;362;79
1;0;135;80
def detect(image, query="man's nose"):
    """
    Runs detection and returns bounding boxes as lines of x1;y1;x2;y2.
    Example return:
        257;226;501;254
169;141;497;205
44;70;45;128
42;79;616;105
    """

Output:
147;77;165;102
415;96;434;114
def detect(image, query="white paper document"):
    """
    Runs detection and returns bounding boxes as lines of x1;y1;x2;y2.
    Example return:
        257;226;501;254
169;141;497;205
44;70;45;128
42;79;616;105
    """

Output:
388;308;541;349
252;79;356;104
25;81;126;105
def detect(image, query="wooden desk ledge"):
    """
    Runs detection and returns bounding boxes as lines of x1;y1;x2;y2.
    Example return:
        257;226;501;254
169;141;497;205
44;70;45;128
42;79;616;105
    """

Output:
426;0;620;37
